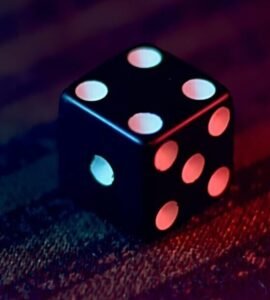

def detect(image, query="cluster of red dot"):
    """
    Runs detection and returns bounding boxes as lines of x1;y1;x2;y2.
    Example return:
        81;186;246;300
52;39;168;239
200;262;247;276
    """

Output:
154;106;231;231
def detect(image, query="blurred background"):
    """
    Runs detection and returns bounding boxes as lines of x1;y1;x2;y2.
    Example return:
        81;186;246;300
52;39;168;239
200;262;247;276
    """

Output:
1;0;270;161
0;0;270;299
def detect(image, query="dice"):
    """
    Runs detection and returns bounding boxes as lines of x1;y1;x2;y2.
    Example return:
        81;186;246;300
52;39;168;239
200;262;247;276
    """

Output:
59;45;233;239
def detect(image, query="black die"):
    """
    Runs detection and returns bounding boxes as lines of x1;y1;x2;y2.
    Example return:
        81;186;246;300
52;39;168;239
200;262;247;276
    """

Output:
59;45;233;239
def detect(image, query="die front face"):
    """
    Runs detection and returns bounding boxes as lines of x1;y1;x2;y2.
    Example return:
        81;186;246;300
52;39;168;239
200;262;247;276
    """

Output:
146;101;233;235
59;99;145;233
59;44;233;238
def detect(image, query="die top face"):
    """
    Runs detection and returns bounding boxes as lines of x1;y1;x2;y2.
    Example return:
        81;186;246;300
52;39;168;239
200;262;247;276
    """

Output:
62;44;230;146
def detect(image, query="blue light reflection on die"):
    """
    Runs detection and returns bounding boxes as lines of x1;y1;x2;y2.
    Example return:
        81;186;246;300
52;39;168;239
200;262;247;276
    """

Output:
63;95;142;144
90;155;115;186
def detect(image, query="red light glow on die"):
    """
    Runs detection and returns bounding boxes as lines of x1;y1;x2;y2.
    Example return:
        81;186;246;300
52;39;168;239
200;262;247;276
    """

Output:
208;166;230;197
155;200;179;231
181;153;205;184
154;140;179;172
208;106;230;137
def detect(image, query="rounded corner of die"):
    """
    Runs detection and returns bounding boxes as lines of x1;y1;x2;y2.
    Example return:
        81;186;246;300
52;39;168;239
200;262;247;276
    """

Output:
59;89;71;103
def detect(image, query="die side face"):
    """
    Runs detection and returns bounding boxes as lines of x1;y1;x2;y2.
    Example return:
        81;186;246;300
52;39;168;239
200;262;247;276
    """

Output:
59;100;145;233
144;102;233;234
59;45;233;238
62;45;230;146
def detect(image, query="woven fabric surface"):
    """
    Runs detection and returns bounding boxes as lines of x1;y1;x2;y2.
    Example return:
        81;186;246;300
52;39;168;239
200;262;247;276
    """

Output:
0;0;270;299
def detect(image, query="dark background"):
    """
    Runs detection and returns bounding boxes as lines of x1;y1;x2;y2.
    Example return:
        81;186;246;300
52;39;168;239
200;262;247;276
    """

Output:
0;0;270;299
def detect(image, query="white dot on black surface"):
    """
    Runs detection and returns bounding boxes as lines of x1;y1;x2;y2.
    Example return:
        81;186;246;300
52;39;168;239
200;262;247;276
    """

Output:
128;113;163;135
89;155;115;186
127;47;163;69
182;78;216;100
75;80;108;102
